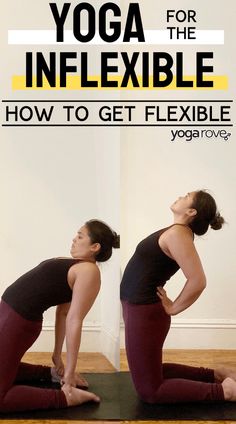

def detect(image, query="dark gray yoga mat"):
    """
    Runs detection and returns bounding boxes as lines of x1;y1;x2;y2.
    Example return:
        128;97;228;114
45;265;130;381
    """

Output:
1;372;236;420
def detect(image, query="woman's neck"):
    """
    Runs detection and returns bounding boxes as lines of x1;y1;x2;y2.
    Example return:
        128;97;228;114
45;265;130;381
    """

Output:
173;216;190;225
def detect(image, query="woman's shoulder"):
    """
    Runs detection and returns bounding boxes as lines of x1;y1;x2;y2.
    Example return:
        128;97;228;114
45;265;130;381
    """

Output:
70;261;100;277
161;224;193;241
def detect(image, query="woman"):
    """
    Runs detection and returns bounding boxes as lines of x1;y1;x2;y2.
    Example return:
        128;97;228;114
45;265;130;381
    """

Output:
121;190;236;403
0;219;119;413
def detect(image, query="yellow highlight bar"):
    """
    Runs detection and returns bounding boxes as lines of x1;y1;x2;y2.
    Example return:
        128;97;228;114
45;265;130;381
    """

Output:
12;75;228;90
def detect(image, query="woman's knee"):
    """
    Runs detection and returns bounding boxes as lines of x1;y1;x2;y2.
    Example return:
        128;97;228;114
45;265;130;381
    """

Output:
136;387;159;404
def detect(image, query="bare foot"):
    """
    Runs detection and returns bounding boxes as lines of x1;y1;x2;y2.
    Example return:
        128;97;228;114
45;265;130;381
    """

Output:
222;377;236;401
61;385;100;407
215;367;236;383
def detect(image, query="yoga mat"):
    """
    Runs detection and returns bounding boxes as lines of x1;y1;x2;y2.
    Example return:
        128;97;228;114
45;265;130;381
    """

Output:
0;373;119;420
1;372;236;420
120;372;236;421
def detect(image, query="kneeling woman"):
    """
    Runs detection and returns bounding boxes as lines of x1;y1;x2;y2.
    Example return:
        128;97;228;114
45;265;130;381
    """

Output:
0;219;119;412
121;190;236;403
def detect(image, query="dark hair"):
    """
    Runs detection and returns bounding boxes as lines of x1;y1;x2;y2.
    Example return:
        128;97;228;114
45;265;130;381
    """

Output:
189;190;225;236
85;219;120;262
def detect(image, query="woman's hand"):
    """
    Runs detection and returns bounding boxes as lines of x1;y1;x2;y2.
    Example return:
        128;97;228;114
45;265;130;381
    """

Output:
52;353;65;377
74;372;89;388
61;373;77;389
61;372;88;389
156;286;174;315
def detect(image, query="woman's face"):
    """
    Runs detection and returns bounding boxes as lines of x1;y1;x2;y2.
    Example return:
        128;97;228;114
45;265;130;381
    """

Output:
70;225;99;260
171;192;197;216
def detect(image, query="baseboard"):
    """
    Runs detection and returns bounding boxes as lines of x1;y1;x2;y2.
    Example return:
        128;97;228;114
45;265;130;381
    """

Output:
30;321;120;369
30;321;101;352
120;319;236;349
100;327;120;370
30;318;236;354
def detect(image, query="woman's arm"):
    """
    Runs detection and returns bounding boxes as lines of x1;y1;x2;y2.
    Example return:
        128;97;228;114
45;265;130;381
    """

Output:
64;262;100;387
157;226;206;315
52;302;71;375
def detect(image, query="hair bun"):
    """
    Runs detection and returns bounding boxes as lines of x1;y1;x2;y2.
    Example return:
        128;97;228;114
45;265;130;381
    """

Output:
112;232;120;249
210;212;225;230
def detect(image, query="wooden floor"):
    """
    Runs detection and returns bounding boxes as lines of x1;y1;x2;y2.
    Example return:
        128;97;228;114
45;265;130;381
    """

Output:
22;351;116;372
1;350;236;424
121;348;236;371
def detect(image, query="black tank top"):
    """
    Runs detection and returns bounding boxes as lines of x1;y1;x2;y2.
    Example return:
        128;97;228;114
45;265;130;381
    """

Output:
2;258;78;320
120;226;181;304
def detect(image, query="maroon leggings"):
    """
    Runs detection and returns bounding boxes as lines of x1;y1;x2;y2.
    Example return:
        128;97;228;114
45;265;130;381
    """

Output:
122;300;224;403
0;300;67;412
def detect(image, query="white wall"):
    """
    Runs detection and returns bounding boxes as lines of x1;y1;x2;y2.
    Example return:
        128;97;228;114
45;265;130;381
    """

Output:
120;129;236;349
93;137;120;369
0;127;120;367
